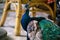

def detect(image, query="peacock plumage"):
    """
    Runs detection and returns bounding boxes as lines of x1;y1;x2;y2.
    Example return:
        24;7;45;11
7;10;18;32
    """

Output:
21;3;60;40
21;8;31;31
21;4;45;31
21;4;45;40
39;19;60;40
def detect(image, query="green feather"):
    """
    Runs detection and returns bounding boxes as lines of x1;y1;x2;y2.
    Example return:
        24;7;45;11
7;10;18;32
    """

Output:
39;20;60;40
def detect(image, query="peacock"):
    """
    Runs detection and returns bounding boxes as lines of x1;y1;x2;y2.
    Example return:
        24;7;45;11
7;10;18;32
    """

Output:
21;3;60;40
21;4;45;40
21;0;60;40
21;4;45;31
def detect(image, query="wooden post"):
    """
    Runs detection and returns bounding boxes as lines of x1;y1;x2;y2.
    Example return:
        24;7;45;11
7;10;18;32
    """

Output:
54;0;56;22
14;0;22;36
0;0;22;36
0;0;10;26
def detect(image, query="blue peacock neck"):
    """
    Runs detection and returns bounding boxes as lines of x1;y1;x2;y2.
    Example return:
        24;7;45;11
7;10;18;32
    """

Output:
24;8;30;16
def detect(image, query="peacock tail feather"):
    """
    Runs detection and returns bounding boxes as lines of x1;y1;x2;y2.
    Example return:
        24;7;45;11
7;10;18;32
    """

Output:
39;19;60;40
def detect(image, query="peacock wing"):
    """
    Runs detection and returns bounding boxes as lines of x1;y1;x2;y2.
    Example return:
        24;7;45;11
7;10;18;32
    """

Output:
39;19;60;40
